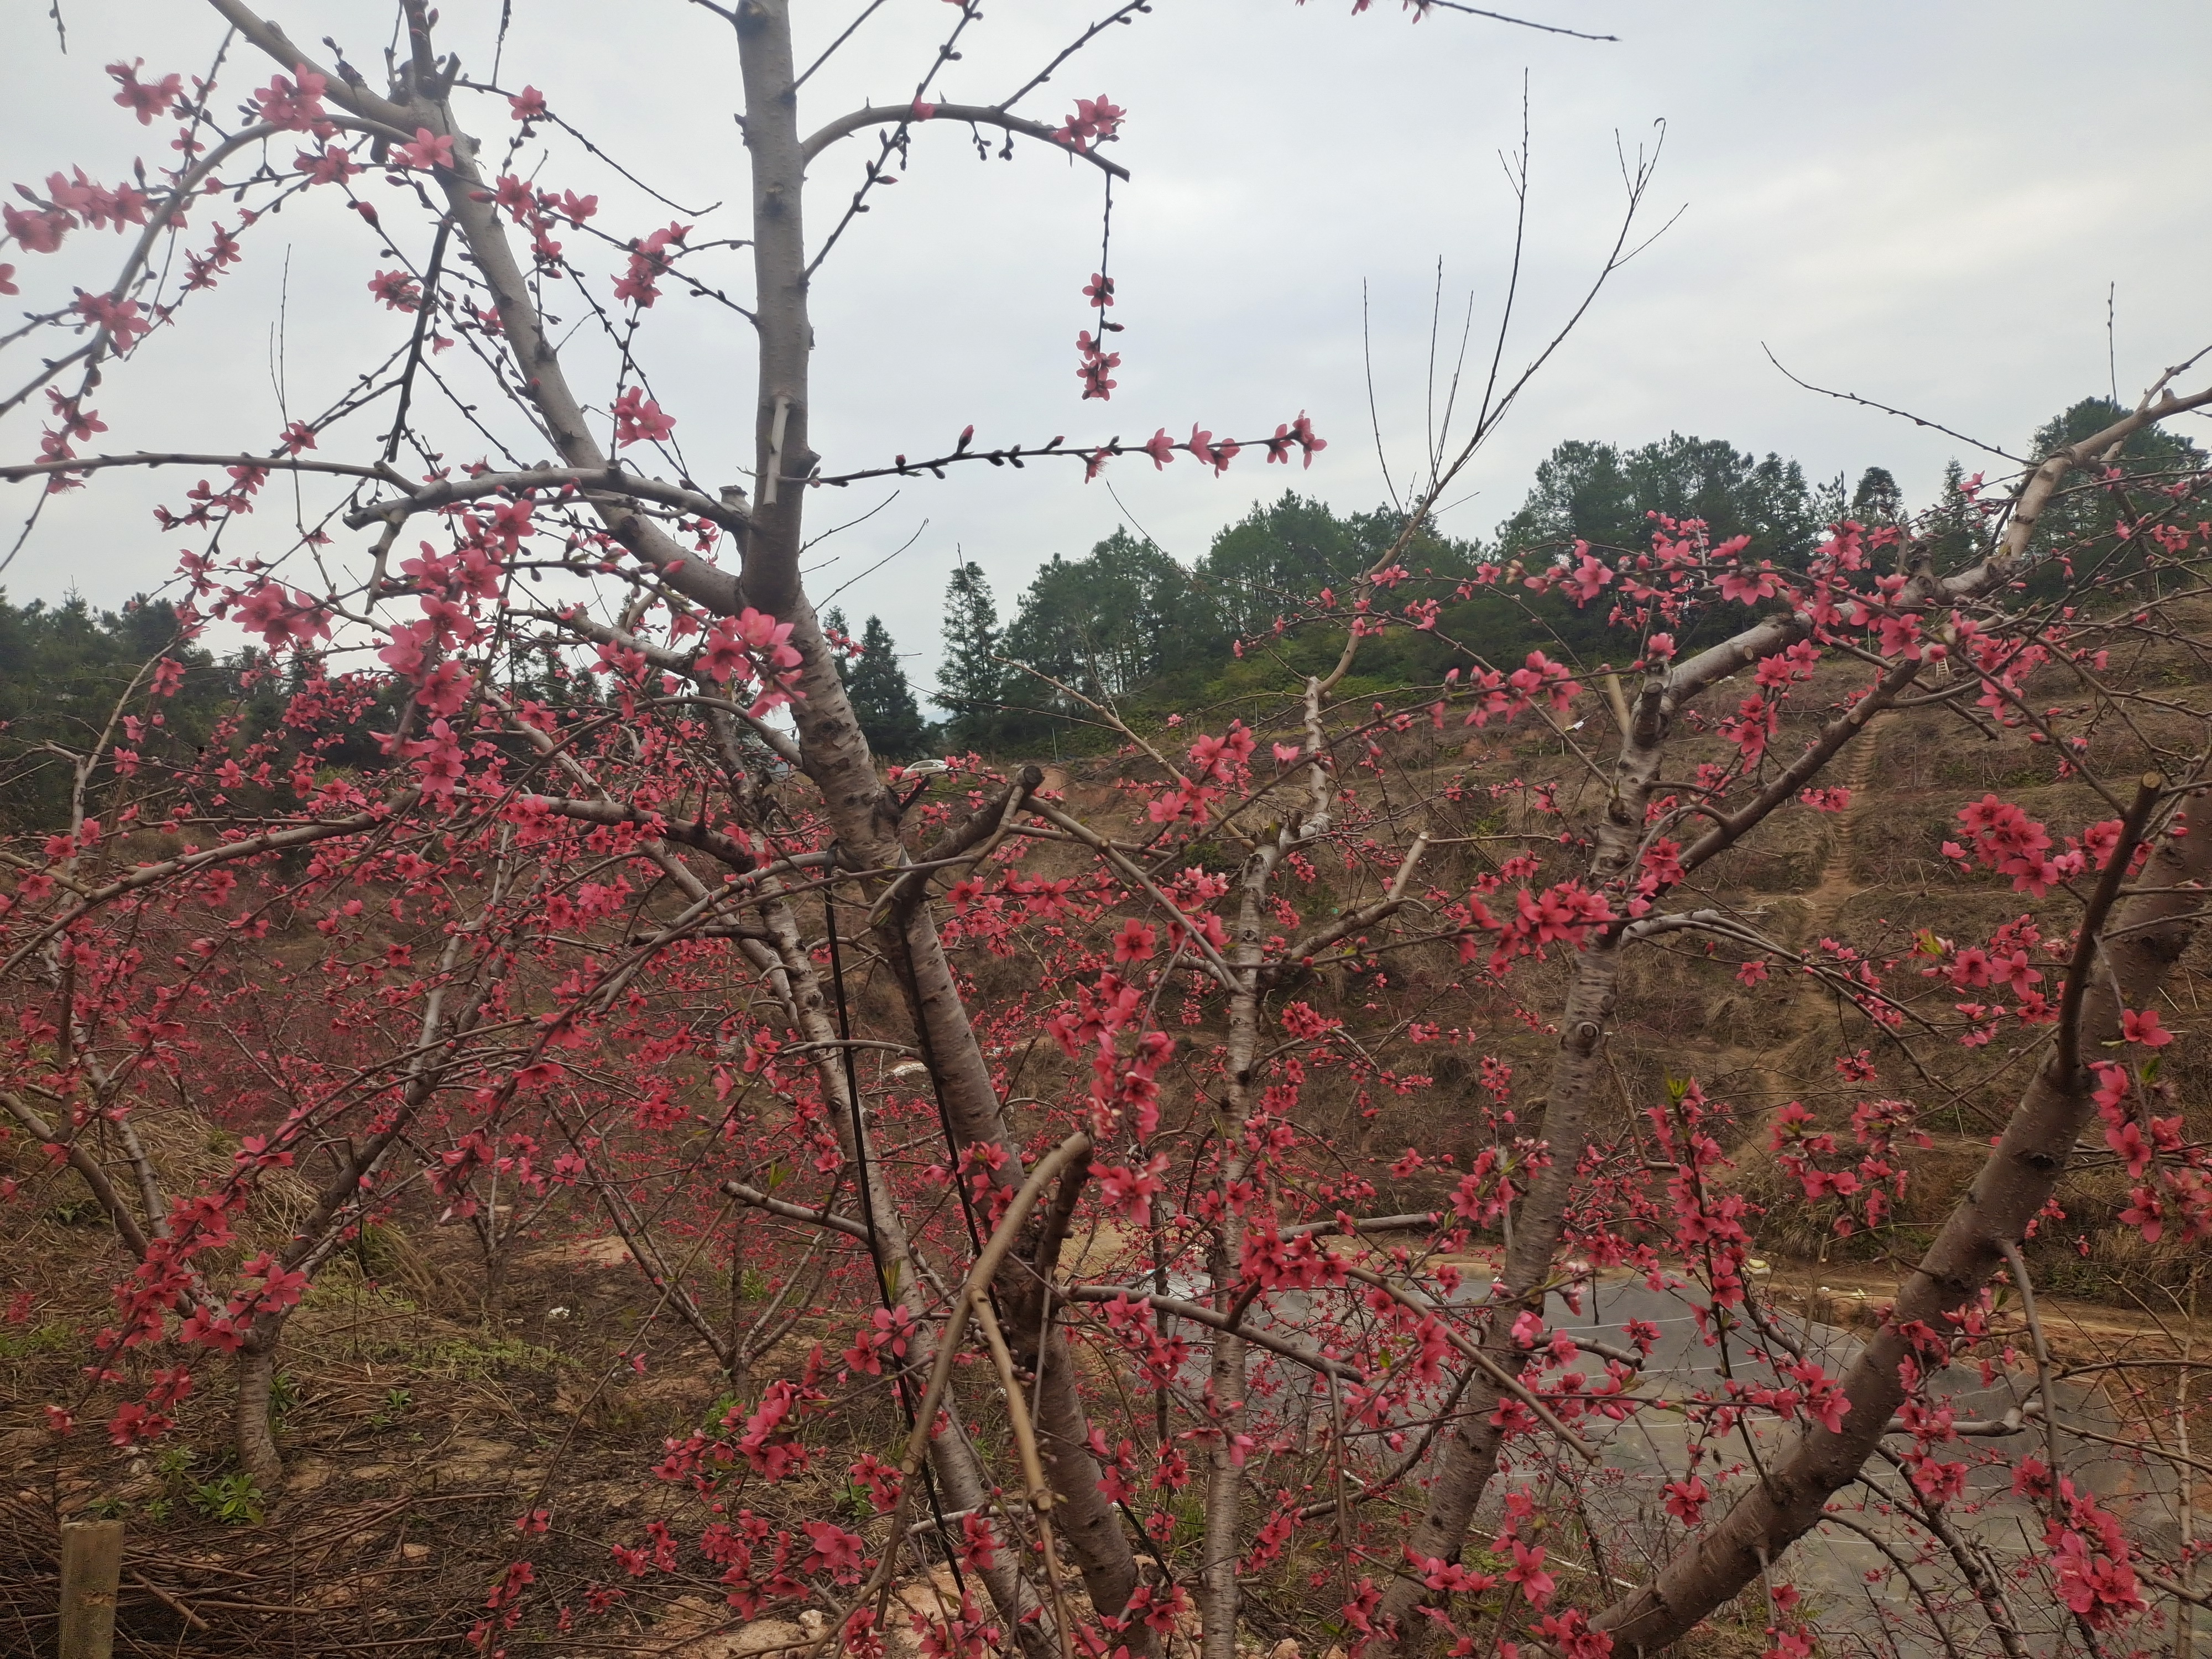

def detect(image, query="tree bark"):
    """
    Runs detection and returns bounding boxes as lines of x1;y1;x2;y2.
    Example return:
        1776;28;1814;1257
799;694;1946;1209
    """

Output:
1592;785;2212;1653
1373;679;1671;1652
1371;386;2212;1656
755;890;1060;1653
1197;867;1276;1659
878;807;1153;1639
721;0;1146;1626
233;1339;284;1493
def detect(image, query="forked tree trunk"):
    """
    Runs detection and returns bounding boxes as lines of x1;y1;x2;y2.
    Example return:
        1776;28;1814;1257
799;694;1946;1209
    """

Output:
882;883;1152;1648
757;890;1060;1653
1375;637;1924;1656
723;0;1149;1624
1593;784;2211;1652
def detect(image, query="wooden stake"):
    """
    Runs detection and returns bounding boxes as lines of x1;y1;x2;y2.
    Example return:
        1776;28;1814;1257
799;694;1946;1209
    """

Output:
59;1518;125;1659
2179;1268;2199;1659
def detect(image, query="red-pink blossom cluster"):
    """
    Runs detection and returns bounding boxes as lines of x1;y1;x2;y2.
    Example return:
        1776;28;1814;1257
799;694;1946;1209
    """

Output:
1052;95;1126;153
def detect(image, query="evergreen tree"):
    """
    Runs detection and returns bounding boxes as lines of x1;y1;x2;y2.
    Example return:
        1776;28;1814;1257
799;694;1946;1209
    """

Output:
937;562;1007;753
846;615;930;760
1495;438;1636;550
1851;465;1905;525
1495;433;1820;567
1918;459;1987;576
2025;395;2205;568
821;605;859;696
0;592;223;828
1194;492;1375;641
1003;529;1194;707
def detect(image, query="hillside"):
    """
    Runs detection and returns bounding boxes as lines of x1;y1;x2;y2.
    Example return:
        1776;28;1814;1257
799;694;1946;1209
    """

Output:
7;588;2211;1654
1015;597;2212;1303
4;409;2209;1658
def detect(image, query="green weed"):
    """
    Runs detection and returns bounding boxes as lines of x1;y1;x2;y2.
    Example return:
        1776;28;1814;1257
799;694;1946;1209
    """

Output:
368;1385;414;1429
419;1334;568;1378
268;1369;301;1426
0;1321;71;1359
188;1472;265;1525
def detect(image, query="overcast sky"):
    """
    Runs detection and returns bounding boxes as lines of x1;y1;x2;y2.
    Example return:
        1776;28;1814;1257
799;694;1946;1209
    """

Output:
4;1;2210;692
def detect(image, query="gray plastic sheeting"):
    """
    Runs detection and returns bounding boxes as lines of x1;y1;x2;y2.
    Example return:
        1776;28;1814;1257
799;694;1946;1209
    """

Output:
1167;1269;2194;1655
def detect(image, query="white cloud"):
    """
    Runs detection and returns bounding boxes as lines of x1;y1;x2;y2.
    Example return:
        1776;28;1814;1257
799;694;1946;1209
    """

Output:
3;1;2207;695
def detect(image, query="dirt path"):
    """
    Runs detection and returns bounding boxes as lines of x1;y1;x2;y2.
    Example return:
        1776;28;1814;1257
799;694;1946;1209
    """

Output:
1770;1258;2212;1370
1798;712;1890;942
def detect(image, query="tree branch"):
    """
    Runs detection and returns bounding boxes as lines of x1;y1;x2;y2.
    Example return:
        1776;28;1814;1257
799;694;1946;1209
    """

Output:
802;103;1130;181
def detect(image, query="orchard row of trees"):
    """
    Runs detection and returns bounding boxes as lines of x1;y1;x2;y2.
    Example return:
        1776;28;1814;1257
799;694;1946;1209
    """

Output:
3;3;2211;1658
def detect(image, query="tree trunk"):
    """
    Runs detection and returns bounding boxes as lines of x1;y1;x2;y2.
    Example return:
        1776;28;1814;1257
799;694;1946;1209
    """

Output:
1374;684;1669;1653
729;0;1150;1614
1374;650;1917;1656
480;1235;507;1328
233;1339;283;1493
223;0;1139;1628
1196;871;1275;1659
879;860;1153;1637
1592;785;2212;1653
759;890;1057;1653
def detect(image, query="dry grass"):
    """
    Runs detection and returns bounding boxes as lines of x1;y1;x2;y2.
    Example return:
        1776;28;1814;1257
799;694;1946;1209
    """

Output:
0;1170;770;1656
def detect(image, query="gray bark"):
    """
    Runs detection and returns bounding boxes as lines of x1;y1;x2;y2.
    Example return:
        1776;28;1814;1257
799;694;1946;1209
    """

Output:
1373;678;1671;1651
233;1340;283;1493
1592;786;2212;1652
1198;868;1275;1659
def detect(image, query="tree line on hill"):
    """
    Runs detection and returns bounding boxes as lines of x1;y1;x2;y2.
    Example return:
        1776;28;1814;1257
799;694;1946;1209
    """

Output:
0;398;2193;797
911;397;2198;755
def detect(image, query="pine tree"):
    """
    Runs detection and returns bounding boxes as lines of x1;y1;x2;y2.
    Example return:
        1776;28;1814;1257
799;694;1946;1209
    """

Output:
1494;435;1820;567
821;606;855;663
937;561;1006;753
1003;529;1193;704
1850;466;1904;526
846;615;930;760
2026;395;2205;567
1921;458;1984;574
